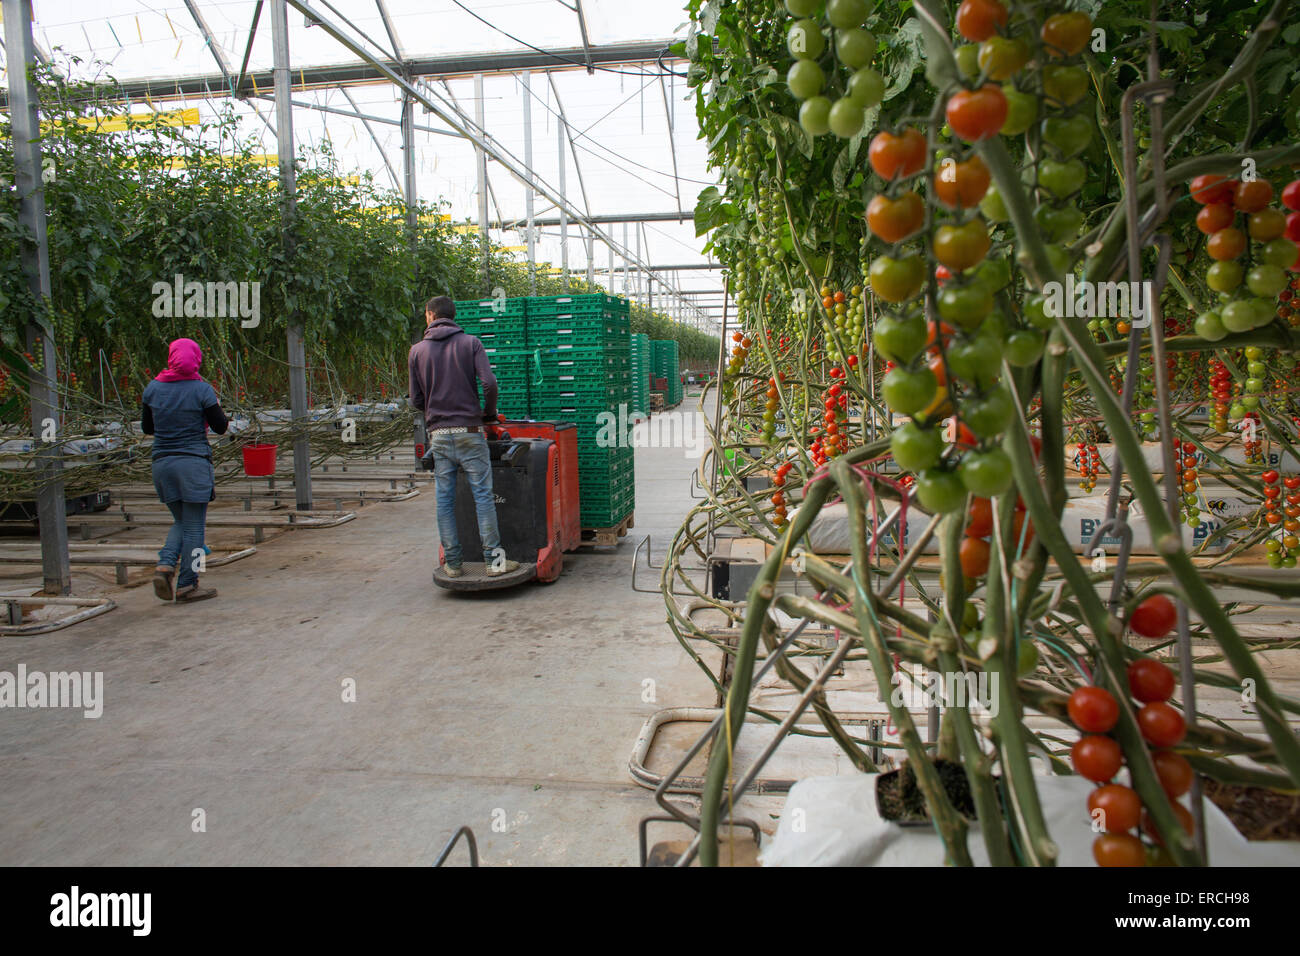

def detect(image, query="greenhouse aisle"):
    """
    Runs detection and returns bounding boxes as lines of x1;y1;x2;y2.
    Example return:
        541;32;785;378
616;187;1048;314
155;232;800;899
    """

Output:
0;409;714;866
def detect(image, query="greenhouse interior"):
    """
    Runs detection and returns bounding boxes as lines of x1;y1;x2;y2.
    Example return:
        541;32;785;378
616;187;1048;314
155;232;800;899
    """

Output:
2;0;1300;892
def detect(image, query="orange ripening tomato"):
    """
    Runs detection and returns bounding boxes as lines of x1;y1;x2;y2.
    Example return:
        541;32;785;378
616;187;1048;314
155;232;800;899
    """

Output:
1195;203;1234;235
1233;179;1274;212
934;154;991;209
1041;11;1092;58
946;85;1008;142
965;496;993;537
866;191;925;242
1206;227;1246;261
869;127;927;181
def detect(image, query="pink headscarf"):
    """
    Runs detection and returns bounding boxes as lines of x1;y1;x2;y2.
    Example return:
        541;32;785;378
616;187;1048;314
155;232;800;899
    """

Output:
155;338;204;382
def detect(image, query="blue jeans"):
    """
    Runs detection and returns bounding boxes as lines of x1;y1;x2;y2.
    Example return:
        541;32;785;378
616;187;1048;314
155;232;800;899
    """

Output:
159;501;208;588
430;431;502;567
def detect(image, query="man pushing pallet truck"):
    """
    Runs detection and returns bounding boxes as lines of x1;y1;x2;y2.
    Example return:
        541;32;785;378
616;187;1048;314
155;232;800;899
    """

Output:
410;296;532;590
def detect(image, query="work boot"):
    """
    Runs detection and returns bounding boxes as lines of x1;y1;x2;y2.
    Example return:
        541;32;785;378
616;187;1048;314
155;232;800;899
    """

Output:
443;564;464;578
485;558;521;577
175;583;218;602
153;564;175;601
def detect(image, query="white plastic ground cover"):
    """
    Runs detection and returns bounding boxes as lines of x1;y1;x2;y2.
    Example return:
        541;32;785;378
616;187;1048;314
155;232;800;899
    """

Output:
796;496;1238;557
760;773;1300;866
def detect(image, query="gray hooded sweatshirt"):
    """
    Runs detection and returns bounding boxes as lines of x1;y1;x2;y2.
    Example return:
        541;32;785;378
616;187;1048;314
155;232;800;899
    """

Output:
408;320;499;430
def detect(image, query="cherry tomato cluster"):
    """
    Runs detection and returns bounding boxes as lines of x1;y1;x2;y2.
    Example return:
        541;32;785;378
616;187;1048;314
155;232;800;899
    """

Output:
808;365;853;466
1076;439;1101;492
761;374;783;444
1173;439;1203;528
771;459;795;526
1192;174;1300;342
1068;642;1192;867
1207;355;1235;432
726;330;752;377
783;0;885;140
1260;469;1300;567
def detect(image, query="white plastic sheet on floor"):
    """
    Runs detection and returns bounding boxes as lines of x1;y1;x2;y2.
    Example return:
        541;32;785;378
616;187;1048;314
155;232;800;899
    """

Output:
760;773;1300;866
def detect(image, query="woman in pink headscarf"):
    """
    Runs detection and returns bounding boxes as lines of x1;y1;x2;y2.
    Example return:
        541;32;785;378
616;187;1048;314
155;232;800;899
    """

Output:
141;338;229;602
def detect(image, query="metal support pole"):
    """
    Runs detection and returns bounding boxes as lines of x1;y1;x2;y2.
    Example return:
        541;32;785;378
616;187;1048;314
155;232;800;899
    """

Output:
608;243;615;294
270;0;312;511
401;91;417;254
558;116;569;289
522;72;537;295
4;0;70;595
623;223;631;294
474;73;490;294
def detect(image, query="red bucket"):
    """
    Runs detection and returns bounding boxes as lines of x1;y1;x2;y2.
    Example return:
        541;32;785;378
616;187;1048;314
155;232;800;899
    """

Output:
242;443;278;477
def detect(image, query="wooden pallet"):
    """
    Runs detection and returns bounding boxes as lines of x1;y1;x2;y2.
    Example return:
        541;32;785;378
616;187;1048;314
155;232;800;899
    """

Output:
580;513;634;547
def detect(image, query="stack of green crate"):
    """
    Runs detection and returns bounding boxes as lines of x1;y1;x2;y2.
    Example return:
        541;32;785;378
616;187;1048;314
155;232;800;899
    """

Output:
630;333;651;417
454;298;532;411
651;339;682;407
525;293;636;529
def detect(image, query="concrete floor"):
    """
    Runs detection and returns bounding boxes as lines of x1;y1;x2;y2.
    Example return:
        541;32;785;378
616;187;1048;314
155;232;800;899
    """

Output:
0;409;720;866
4;400;1298;866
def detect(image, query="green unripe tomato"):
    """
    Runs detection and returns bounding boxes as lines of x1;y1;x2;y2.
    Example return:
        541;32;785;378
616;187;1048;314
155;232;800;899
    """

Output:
1260;238;1300;268
882;366;939;415
847;67;885;108
937;285;995;330
1004;329;1045;366
788;19;826;60
1001;86;1038;136
955;44;980;80
890;421;945;472
799;96;833;136
828;97;866;138
785;0;819;14
827;0;870;28
787;59;825;100
835;27;876;68
1023;294;1053;330
1220;299;1257;333
1193;310;1228;341
916;469;968;514
958;448;1015;497
1206;260;1243;293
980;185;1010;223
1246;264;1288;298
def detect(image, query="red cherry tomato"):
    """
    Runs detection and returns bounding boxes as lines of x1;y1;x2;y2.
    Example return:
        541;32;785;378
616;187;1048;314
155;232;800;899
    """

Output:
965;496;993;538
1130;594;1177;638
1189;174;1233;205
1152;750;1194;798
946;84;1008;143
1088;783;1143;833
1093;832;1146;866
1138;701;1187;747
1127;657;1175;702
1072;734;1123;782
1283;179;1300;212
959;536;991;578
1069;685;1120;733
955;0;1007;42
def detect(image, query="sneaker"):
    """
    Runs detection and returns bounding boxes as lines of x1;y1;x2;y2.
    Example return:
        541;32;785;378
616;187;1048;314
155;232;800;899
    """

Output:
175;584;218;602
443;564;464;579
153;565;175;601
485;559;521;577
